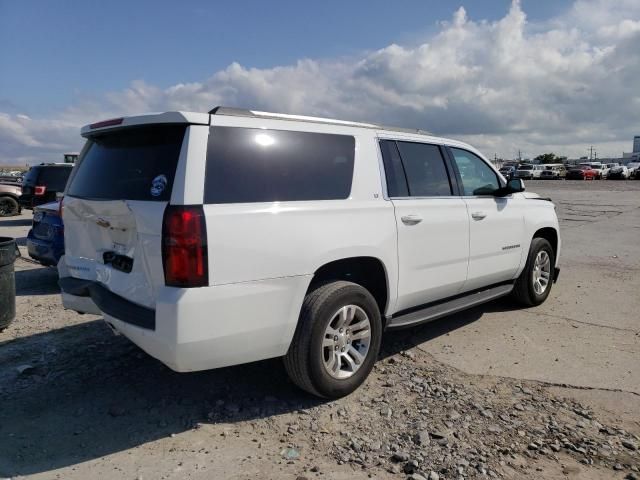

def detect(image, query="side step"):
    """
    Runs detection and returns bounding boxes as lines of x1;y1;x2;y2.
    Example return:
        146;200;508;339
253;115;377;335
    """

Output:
386;283;514;329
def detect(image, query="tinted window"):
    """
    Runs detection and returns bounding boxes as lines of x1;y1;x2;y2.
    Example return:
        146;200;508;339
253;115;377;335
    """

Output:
39;167;73;190
395;142;452;197
67;125;186;201
450;148;500;196
205;127;355;203
23;166;72;190
379;140;408;197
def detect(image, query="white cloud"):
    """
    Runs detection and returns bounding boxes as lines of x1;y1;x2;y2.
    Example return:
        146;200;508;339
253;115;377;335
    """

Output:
1;0;639;165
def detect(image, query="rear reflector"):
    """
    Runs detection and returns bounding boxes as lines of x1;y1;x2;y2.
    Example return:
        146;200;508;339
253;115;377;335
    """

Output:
162;205;208;287
90;118;123;129
34;185;46;196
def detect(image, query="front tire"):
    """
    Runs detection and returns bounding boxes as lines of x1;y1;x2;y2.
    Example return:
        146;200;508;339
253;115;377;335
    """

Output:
284;281;382;398
512;238;555;307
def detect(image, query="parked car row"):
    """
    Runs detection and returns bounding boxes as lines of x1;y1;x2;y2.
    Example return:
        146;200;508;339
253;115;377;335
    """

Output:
497;161;640;181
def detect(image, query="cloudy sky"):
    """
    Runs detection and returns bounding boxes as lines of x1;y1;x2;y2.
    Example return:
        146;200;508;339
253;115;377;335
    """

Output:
1;0;639;165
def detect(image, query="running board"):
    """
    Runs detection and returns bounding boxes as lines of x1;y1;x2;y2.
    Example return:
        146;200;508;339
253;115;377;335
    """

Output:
386;283;514;329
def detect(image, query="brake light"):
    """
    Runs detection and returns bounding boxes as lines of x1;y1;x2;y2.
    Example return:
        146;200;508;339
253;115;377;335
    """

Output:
90;118;123;129
162;205;208;287
34;185;46;196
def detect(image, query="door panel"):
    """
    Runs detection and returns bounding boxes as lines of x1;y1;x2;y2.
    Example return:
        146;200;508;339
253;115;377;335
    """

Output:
463;196;524;291
446;146;525;291
393;198;469;311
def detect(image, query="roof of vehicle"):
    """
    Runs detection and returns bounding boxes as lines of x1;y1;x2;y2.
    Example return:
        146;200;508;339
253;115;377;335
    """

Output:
207;106;435;136
81;106;484;153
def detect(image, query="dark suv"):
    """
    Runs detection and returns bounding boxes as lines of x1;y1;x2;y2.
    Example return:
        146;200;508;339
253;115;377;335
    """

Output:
20;164;73;209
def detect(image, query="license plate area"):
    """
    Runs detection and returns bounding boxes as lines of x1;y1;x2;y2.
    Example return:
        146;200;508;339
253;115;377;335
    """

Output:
103;251;134;273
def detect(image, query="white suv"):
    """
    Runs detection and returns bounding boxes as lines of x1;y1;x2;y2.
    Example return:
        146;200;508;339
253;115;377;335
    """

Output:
59;107;561;398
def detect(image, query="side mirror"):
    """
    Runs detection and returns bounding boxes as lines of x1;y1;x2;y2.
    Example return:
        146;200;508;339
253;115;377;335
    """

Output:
494;178;525;197
507;178;525;193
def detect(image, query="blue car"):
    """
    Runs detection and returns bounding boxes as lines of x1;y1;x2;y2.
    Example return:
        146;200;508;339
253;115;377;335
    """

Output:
27;201;64;266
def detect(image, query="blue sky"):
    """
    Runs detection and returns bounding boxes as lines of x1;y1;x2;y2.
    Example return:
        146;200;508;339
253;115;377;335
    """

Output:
1;0;639;164
1;0;569;115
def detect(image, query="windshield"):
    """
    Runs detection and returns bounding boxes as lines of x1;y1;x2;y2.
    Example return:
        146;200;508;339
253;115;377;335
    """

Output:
518;165;533;170
67;125;186;201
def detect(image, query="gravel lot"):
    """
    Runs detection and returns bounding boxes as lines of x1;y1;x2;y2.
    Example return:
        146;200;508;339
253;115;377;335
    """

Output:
1;180;639;480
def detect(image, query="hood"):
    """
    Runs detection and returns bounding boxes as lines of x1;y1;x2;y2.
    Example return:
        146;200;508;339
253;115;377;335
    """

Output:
522;192;541;199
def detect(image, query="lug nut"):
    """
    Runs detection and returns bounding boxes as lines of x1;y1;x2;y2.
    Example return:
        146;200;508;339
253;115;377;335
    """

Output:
341;347;345;352
339;328;343;333
334;335;338;341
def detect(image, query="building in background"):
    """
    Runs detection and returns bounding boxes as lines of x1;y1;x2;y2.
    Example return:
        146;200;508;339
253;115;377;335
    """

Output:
633;136;640;153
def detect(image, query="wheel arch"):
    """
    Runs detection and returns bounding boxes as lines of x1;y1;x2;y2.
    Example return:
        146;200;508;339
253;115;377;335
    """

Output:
309;256;390;318
533;226;558;260
0;193;20;202
0;193;21;214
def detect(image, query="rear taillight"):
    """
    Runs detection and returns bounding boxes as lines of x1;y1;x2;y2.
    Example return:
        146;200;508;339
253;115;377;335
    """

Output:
162;205;208;287
34;185;46;196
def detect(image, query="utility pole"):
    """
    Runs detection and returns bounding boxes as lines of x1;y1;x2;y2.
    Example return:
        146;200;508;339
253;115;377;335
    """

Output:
518;150;522;163
589;146;594;160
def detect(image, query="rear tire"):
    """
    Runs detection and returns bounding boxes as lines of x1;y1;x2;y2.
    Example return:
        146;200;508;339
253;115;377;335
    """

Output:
284;281;382;398
0;196;19;217
512;237;555;307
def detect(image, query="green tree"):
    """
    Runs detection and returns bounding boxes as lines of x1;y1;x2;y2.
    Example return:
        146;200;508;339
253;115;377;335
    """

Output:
534;153;558;164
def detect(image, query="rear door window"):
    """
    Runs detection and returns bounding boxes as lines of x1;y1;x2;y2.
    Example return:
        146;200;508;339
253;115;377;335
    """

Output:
204;127;355;203
379;140;409;197
395;141;453;197
67;125;186;201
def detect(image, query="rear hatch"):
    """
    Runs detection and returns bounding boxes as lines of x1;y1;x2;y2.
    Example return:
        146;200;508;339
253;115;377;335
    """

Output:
62;124;187;308
22;166;72;206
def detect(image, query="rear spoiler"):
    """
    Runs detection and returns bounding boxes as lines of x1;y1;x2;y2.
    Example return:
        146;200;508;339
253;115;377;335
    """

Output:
81;112;210;137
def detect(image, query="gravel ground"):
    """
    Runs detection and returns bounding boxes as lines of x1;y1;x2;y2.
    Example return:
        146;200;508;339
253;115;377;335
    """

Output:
1;180;639;480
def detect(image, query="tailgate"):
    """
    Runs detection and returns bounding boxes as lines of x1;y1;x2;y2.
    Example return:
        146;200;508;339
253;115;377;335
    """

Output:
62;124;187;309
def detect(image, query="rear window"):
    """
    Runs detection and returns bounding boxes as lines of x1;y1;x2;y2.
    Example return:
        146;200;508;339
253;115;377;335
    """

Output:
204;127;355;204
67;125;186;201
23;166;72;190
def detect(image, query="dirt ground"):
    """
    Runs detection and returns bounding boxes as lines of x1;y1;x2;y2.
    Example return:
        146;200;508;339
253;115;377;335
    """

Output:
1;180;639;480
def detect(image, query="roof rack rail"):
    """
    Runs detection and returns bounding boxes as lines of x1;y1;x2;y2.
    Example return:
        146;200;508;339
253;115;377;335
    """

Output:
208;106;254;116
207;106;432;136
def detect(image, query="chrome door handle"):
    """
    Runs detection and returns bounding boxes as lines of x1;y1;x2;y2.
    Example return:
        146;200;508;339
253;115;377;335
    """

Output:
401;214;423;225
471;212;487;220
